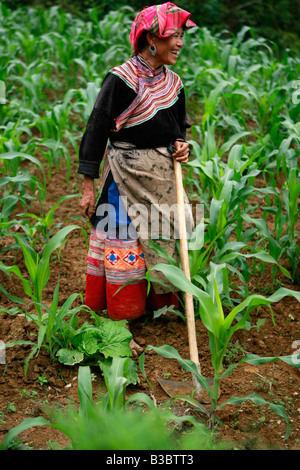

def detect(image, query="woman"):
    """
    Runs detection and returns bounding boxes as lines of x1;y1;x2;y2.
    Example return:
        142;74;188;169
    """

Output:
78;2;196;323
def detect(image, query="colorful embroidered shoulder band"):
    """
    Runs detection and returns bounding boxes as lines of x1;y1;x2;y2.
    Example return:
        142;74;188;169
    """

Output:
110;54;183;131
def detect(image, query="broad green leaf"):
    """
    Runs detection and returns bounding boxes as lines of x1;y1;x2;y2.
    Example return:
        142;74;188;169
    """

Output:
96;317;132;358
79;328;103;355
56;348;84;365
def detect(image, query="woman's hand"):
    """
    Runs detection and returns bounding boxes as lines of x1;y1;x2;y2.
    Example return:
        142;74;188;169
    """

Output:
172;139;190;164
80;176;96;219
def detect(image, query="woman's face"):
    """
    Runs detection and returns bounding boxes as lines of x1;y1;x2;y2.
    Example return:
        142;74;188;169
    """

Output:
148;28;184;67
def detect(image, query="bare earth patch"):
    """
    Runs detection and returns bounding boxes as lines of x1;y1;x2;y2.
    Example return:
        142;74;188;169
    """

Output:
0;159;299;450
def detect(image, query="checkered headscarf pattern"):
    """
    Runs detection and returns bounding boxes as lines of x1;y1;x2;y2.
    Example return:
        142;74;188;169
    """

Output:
130;2;196;54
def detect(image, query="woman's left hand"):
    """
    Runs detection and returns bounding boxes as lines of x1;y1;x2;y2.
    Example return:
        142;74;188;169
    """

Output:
172;139;190;164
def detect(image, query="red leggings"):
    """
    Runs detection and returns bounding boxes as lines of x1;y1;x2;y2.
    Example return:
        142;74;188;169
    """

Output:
85;273;179;321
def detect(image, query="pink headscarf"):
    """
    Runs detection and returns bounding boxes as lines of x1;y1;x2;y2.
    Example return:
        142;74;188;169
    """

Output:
129;2;196;54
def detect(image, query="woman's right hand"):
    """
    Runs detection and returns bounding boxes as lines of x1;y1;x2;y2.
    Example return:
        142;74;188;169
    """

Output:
80;176;96;219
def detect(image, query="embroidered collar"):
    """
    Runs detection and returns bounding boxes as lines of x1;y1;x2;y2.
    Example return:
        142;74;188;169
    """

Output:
110;55;183;130
136;54;164;77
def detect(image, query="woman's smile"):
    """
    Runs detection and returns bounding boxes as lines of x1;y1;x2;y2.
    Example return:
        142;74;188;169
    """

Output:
157;30;184;65
145;28;184;68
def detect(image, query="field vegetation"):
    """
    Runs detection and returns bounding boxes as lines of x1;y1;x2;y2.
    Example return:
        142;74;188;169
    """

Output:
0;3;299;450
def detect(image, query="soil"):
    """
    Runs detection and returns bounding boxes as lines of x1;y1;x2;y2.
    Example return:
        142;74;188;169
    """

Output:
0;155;299;451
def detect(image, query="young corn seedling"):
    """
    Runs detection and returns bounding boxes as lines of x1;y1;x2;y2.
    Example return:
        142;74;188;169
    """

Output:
16;194;81;251
146;263;300;437
1;225;87;372
241;158;299;284
5;225;83;321
0;151;46;195
0;364;223;450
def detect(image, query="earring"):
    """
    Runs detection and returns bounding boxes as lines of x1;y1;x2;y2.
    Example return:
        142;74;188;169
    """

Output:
148;44;157;56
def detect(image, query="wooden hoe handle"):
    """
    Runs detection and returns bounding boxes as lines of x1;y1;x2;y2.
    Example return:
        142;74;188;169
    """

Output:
173;158;202;380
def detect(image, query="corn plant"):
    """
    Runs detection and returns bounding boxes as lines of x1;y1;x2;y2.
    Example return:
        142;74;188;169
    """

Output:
146;263;300;438
0;365;225;450
0;262;26;305
2;225;83;320
3;283;137;375
241;155;300;284
3;285;87;373
0;151;46;196
151;215;290;310
100;357;139;413
0;225;86;365
16;194;81;251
